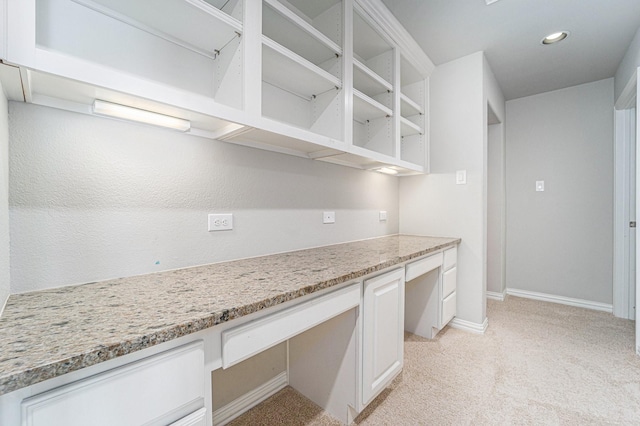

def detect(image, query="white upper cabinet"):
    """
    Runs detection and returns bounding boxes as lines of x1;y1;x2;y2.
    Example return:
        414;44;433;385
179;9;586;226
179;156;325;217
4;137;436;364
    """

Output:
261;0;344;142
352;5;394;158
1;0;434;175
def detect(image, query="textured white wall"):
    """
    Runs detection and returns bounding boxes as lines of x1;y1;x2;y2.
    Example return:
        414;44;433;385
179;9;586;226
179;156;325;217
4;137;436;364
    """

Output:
506;79;614;304
9;102;399;293
400;52;505;327
615;26;640;103
0;83;9;312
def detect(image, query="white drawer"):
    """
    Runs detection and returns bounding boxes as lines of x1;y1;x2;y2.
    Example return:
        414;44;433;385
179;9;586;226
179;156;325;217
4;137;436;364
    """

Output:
443;246;457;271
441;291;456;326
442;266;456;298
222;283;360;368
22;341;205;426
405;252;443;281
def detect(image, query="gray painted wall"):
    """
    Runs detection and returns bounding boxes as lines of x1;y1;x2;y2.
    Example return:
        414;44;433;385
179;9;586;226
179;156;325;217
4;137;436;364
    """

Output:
505;78;614;304
9;102;399;293
400;52;505;327
615;26;640;104
0;83;9;313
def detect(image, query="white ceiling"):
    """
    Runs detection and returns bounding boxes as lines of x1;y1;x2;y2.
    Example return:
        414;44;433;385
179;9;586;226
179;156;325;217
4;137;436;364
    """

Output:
380;0;640;100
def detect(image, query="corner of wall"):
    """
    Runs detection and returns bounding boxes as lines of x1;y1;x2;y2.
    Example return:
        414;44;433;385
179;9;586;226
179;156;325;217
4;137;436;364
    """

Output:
0;81;10;315
614;25;640;105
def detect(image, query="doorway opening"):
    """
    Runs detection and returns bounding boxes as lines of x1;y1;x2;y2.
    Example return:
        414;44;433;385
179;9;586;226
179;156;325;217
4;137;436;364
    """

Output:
487;103;506;301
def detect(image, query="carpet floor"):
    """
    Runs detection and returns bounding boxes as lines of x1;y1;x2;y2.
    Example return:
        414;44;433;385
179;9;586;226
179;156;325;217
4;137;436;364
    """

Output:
229;296;640;425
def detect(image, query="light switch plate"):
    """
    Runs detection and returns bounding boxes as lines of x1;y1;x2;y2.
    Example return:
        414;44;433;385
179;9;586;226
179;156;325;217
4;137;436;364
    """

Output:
536;181;545;192
379;211;387;221
323;211;335;224
456;170;467;185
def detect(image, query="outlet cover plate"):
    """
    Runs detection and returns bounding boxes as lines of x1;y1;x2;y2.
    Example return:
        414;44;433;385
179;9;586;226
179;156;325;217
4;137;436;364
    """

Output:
323;211;335;224
208;213;233;231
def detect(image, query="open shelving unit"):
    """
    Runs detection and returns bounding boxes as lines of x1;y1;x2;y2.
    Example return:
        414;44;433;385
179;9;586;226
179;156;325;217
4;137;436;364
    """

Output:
261;0;344;141
36;0;245;109
351;5;395;158
398;55;427;168
4;0;435;176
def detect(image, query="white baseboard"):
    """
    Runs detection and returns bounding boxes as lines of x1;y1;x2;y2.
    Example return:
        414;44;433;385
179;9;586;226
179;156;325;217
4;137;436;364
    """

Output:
213;371;288;426
486;290;506;301
448;317;488;334
506;288;613;313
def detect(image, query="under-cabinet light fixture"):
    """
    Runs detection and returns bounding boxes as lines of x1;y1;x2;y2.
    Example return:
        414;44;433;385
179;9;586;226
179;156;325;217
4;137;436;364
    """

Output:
92;100;191;132
377;167;399;175
541;31;569;45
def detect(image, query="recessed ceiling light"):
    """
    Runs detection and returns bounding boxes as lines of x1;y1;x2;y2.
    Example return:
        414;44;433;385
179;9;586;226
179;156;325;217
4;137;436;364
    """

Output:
541;31;569;45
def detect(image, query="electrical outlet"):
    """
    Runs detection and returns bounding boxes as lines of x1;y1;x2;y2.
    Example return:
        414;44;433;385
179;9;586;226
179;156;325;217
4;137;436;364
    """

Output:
208;213;233;231
536;181;545;192
323;211;335;224
379;211;387;221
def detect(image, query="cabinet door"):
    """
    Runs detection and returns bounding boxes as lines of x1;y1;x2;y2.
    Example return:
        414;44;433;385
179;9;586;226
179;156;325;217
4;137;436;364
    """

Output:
362;268;405;406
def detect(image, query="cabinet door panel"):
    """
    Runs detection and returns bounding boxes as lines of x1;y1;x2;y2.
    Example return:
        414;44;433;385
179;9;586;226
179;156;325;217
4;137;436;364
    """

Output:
362;268;405;406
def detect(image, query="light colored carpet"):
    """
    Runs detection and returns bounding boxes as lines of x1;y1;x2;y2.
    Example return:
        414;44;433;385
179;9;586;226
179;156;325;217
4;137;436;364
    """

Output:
229;296;640;425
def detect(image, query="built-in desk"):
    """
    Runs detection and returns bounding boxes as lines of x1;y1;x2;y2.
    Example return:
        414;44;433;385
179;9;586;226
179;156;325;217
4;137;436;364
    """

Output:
0;234;459;425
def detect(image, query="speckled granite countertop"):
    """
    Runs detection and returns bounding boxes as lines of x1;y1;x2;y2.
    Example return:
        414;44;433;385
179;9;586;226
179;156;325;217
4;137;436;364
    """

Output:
0;234;459;396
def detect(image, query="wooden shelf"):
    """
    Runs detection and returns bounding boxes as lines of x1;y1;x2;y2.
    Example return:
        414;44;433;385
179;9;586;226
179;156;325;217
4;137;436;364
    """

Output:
262;37;342;99
400;93;423;117
83;0;242;57
400;117;422;136
353;89;392;122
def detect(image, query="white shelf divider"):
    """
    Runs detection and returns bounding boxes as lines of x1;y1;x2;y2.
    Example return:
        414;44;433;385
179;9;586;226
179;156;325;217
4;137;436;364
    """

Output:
353;58;392;92
400;116;422;136
262;37;342;99
353;89;392;122
264;0;342;56
400;93;422;116
79;0;242;57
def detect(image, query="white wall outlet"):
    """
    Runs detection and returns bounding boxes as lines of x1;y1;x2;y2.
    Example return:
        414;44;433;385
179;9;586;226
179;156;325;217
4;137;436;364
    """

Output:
208;213;233;231
536;181;545;192
323;211;335;224
379;211;387;221
456;170;467;185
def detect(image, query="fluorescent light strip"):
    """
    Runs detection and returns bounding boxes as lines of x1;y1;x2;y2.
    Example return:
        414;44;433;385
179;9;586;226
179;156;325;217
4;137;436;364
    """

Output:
92;100;191;132
377;167;399;175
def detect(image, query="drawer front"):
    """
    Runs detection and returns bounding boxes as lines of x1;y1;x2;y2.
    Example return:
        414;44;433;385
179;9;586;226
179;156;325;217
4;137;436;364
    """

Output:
442;266;456;299
22;341;205;426
441;291;456;326
222;283;360;368
405;252;443;281
443;246;457;271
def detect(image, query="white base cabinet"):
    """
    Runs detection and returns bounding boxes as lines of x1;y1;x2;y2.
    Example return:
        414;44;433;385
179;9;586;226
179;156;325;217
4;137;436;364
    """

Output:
2;245;459;426
361;268;405;407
